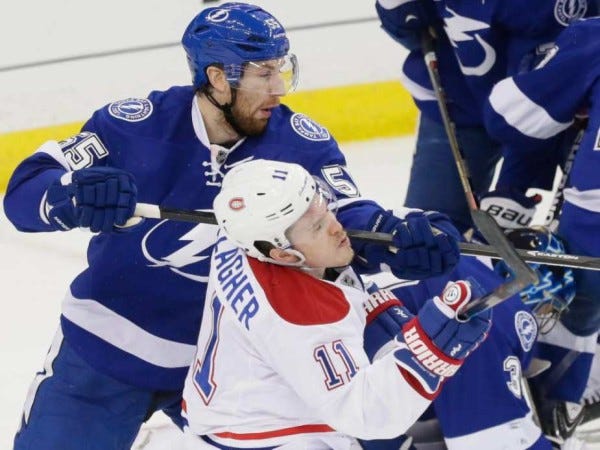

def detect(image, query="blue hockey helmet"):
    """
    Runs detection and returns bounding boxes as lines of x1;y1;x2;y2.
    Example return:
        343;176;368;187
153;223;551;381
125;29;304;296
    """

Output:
181;2;297;92
495;227;576;332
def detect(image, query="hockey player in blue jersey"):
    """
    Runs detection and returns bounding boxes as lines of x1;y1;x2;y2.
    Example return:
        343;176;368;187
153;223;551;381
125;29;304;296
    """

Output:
3;3;460;449
483;17;600;447
375;0;597;233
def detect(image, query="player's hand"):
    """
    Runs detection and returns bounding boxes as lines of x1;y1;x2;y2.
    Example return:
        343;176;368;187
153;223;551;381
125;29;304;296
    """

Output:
46;166;138;233
480;188;542;230
393;281;492;397
362;210;460;280
376;0;435;50
415;280;491;359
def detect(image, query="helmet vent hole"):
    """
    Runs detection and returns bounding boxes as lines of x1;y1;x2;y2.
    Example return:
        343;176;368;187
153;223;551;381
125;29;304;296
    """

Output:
236;43;261;53
247;35;269;44
281;204;293;215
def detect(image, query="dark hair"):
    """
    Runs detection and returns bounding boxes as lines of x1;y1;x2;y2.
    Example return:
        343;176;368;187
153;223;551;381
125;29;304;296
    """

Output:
253;240;276;258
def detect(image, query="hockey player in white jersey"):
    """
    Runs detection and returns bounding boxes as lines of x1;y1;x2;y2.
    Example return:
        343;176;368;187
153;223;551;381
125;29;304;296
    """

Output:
181;159;491;450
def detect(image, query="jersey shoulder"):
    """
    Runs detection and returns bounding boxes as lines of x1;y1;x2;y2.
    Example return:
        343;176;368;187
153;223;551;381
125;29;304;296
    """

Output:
264;105;339;149
87;85;197;141
248;258;351;325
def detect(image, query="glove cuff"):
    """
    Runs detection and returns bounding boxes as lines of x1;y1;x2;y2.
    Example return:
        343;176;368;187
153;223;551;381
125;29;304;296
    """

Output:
364;288;403;324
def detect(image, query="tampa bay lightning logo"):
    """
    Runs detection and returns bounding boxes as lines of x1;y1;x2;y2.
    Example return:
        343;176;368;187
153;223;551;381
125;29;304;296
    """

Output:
290;113;330;141
443;7;496;76
141;220;218;282
515;310;537;352
207;9;229;22
554;0;587;26
109;98;153;122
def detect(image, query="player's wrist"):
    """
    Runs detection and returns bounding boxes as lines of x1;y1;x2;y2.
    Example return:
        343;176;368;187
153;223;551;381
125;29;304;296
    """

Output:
364;288;403;324
363;288;412;361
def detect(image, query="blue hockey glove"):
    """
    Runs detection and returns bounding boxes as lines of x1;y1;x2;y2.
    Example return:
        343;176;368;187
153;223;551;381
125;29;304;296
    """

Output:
46;166;138;233
480;188;542;230
393;281;492;397
376;0;436;50
495;227;575;331
362;210;460;280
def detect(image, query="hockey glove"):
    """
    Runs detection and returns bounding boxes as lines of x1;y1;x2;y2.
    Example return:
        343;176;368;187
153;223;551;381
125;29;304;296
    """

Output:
393;281;492;398
376;0;436;50
480;188;542;230
46;166;138;233
362;210;460;280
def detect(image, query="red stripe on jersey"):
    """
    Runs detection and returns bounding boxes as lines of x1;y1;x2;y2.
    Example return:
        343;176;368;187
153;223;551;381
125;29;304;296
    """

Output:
247;258;350;325
215;424;335;440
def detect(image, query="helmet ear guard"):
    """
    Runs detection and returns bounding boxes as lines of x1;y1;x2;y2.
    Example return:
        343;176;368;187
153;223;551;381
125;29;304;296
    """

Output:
213;159;337;265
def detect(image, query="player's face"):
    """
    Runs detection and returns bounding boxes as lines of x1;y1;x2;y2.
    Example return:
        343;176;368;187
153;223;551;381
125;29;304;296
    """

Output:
230;57;296;136
287;197;354;269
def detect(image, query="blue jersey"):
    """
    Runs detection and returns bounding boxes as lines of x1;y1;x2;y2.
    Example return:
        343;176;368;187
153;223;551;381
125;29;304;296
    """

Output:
382;0;595;126
368;256;545;448
3;86;385;390
485;18;600;194
483;20;600;397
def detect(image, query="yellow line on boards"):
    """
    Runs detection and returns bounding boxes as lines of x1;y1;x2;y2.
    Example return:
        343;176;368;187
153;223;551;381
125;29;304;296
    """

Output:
0;81;416;192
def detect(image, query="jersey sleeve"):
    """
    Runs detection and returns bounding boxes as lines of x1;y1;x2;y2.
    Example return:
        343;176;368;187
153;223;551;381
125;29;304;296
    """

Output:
484;19;600;151
3;111;114;232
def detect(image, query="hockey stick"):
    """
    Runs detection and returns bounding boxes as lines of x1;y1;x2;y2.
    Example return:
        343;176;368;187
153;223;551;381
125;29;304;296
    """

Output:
133;203;600;271
346;229;600;272
421;32;538;319
544;124;585;232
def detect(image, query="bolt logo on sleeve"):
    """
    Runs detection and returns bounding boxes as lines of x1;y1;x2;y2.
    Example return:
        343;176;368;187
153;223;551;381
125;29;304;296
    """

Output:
554;0;587;26
290;113;330;141
515;310;537;352
108;98;153;122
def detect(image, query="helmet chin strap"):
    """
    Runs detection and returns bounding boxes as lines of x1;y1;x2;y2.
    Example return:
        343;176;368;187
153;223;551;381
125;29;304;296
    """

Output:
205;88;247;137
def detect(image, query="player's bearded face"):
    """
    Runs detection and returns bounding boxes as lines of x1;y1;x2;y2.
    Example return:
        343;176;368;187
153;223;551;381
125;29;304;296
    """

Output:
287;198;354;269
229;58;293;136
229;87;279;136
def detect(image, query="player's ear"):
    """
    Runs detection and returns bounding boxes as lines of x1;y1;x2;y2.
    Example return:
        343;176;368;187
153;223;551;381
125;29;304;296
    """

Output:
206;66;229;94
269;248;301;264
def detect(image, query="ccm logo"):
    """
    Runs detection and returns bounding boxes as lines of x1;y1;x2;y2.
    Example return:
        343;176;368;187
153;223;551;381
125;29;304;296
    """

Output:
229;197;245;211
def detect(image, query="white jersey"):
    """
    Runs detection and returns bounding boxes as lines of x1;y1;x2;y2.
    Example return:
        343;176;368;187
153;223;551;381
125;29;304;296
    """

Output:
182;235;432;449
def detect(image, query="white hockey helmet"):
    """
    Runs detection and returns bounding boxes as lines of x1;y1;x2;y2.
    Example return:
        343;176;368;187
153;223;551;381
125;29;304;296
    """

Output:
213;159;333;263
